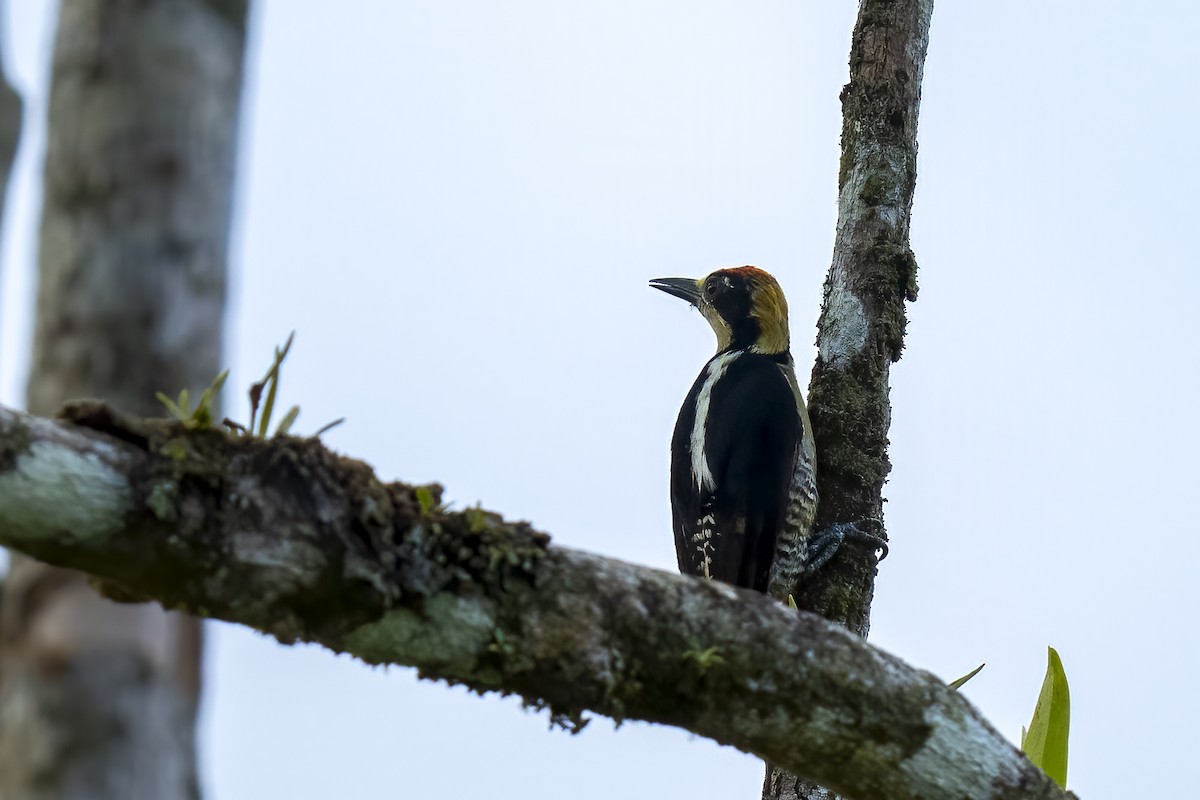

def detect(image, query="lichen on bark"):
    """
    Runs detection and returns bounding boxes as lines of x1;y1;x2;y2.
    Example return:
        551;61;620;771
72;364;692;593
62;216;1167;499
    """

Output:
0;403;1073;800
50;399;552;651
802;0;934;637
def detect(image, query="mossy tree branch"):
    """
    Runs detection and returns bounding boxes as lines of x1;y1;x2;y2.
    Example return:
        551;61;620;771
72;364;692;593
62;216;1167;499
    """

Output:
0;401;1067;800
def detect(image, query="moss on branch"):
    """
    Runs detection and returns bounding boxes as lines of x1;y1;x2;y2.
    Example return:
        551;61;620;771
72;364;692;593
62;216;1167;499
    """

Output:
0;403;1070;800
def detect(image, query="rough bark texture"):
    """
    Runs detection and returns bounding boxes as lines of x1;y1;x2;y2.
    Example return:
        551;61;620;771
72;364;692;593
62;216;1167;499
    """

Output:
805;0;932;645
0;2;248;799
764;2;935;798
0;403;1072;800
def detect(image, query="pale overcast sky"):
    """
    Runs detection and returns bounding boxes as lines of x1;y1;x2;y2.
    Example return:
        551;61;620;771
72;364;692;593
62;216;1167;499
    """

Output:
2;3;1198;798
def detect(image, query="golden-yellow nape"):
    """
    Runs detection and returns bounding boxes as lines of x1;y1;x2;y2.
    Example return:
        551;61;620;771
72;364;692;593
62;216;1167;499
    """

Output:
702;266;790;355
729;266;790;355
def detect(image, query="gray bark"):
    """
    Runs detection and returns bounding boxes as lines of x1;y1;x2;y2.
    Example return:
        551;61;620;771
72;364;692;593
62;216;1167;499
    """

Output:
802;0;932;630
767;2;936;797
0;2;248;799
0;403;1072;800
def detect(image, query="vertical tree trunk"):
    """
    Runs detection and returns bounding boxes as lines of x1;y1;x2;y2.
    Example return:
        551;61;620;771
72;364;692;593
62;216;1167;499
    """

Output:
765;1;934;798
0;5;21;238
0;2;249;798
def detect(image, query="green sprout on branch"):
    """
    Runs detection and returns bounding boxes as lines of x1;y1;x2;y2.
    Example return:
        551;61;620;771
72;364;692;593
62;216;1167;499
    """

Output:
157;370;229;430
681;646;726;674
157;331;344;439
246;331;298;437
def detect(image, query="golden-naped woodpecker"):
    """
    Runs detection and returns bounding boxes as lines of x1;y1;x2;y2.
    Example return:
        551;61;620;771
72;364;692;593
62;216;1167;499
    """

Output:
650;266;817;598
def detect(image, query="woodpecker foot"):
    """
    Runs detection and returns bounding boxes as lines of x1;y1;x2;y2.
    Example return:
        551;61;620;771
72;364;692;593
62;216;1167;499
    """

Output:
807;520;889;573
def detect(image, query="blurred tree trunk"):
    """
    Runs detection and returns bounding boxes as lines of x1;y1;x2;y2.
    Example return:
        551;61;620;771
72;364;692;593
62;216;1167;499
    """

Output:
0;2;249;798
0;5;21;235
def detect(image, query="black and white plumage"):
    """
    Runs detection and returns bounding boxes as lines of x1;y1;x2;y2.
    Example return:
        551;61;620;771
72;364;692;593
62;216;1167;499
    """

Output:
651;266;817;598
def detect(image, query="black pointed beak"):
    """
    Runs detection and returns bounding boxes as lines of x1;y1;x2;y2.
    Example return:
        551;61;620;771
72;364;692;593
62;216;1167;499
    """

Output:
649;277;702;307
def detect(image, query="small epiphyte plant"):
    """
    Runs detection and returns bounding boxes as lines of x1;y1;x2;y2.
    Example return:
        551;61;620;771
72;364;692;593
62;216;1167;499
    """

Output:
157;370;229;431
157;332;344;439
244;331;301;438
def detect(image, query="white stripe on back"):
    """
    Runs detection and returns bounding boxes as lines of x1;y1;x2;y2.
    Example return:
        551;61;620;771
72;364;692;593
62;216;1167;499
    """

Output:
690;350;742;493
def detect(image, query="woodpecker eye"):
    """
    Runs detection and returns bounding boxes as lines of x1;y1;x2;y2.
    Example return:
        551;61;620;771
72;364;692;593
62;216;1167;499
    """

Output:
704;278;722;298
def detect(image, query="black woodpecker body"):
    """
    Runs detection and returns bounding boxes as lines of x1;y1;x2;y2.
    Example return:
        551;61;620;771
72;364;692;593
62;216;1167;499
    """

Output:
651;266;817;598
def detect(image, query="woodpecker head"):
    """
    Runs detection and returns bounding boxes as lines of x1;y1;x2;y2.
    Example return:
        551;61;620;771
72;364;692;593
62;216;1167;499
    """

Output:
650;266;790;355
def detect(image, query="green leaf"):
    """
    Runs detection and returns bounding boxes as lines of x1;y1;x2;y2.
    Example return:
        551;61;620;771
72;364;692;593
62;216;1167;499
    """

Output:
191;369;230;430
681;646;725;673
948;662;985;690
156;391;185;420
207;368;230;396
196;369;229;412
415;486;436;516
464;505;491;534
257;363;279;437
256;331;295;438
1022;646;1070;788
274;405;300;437
787;594;797;610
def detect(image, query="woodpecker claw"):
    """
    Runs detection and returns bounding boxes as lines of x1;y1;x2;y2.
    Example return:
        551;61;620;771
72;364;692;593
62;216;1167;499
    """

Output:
807;520;888;574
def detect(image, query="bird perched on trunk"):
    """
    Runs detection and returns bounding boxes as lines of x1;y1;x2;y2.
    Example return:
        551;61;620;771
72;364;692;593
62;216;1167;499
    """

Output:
651;266;881;599
650;267;815;598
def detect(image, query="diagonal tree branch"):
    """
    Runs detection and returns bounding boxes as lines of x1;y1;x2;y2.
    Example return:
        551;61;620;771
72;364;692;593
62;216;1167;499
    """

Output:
0;401;1067;800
